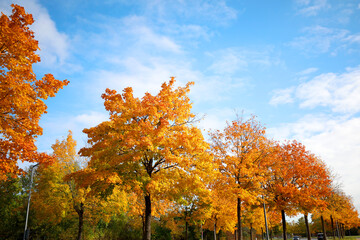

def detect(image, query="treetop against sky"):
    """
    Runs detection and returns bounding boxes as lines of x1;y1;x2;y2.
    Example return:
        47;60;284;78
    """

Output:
0;0;359;212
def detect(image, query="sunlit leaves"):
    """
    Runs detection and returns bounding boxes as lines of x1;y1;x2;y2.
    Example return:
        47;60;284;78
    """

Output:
0;4;68;180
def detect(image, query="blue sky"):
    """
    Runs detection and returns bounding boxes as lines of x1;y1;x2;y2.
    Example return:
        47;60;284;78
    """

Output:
1;0;360;213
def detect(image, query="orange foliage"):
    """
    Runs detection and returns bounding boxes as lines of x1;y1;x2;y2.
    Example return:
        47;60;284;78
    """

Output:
209;115;270;239
0;4;68;180
78;78;213;239
266;140;331;214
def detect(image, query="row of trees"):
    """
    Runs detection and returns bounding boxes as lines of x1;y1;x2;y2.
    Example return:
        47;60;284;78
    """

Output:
0;4;359;240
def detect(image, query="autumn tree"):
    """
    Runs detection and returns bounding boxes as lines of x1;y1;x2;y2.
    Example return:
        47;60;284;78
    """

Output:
296;154;331;240
203;169;237;239
264;140;331;240
0;4;69;180
79;78;212;240
313;188;360;240
168;173;212;240
33;131;126;240
209;115;270;240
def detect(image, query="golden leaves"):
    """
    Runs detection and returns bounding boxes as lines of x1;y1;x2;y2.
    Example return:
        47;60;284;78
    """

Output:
0;4;68;180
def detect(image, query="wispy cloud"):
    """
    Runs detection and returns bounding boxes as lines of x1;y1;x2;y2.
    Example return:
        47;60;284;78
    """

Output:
270;66;360;114
144;0;237;25
269;87;295;106
294;0;330;16
297;67;318;75
206;47;281;75
289;25;348;54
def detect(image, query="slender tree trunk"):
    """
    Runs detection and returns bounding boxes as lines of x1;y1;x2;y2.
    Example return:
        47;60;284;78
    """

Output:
321;215;327;240
76;202;84;240
304;213;311;240
335;220;340;239
214;221;217;240
185;221;188;240
270;229;273;240
201;224;204;240
330;215;335;240
237;198;243;240
281;210;287;240
250;223;253;240
143;194;152;240
262;228;264;240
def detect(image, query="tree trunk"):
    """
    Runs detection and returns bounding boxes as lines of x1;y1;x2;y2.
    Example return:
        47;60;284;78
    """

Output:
214;222;217;240
237;198;243;240
143;194;152;240
250;223;253;240
262;228;264;240
270;229;273;240
201;224;204;240
281;210;287;240
335;220;340;239
185;221;188;240
76;202;84;240
321;215;327;240
330;215;335;240
304;213;311;240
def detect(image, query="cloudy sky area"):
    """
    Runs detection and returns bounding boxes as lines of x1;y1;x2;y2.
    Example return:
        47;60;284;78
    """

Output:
1;0;360;213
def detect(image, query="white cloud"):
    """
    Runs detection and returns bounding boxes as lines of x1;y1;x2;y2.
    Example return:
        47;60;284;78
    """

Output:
144;0;237;25
197;108;236;132
0;0;69;67
344;33;360;44
269;87;295;106
122;16;182;53
297;67;318;75
270;66;360;115
74;112;109;128
207;48;281;75
295;0;330;16
289;24;360;55
296;66;360;113
289;25;348;54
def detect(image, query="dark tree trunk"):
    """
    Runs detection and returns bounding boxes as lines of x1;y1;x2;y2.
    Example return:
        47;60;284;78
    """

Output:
321;215;327;240
330;215;335;240
237;198;243;240
270;229;273;240
185;221;188;240
143;194;152;240
250;223;253;240
262;228;264;240
76;202;84;240
304;213;311;240
281;210;287;240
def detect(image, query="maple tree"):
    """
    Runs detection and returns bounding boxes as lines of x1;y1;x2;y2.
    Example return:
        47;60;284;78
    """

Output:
79;78;212;240
296;154;332;240
264;140;332;240
209;115;270;240
168;173;212;240
312;188;360;240
203;169;237;238
0;4;69;181
33;131;126;240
